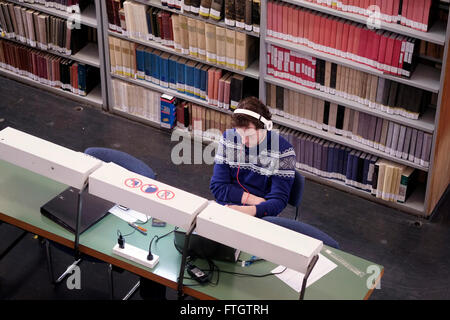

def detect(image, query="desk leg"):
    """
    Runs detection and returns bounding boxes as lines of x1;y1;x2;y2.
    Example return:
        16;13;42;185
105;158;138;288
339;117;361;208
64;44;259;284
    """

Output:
177;223;196;300
299;254;319;300
0;230;27;261
74;182;88;260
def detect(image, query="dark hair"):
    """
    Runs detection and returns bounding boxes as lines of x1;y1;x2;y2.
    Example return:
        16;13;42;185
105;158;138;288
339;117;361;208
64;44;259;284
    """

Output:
231;97;272;130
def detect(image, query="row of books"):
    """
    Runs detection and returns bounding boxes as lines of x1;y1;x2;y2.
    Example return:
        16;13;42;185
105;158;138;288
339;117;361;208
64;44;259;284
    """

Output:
114;1;257;71
160;0;261;33
267;84;433;167
14;0;91;12
419;40;445;61
267;1;418;77
300;0;434;32
176;101;232;137
109;36;258;108
279;127;416;203
0;2;96;55
112;78;161;124
0;39;99;95
267;83;433;168
267;44;430;120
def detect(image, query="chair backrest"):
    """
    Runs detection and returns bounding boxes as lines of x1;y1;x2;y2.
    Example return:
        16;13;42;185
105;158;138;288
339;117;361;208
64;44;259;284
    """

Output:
262;216;340;249
288;171;305;208
84;147;156;179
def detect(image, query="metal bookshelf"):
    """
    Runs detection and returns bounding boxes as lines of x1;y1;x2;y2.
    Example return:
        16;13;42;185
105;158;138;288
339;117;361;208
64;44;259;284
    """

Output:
96;0;450;217
258;0;450;217
0;0;108;109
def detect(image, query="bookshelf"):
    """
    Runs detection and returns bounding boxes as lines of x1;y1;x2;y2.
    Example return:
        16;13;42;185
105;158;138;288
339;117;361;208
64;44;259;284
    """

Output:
0;0;445;217
259;0;450;217
0;0;108;109
96;0;450;217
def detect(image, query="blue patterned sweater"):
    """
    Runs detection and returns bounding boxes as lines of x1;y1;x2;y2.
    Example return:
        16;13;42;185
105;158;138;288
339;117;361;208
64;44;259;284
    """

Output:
210;129;296;217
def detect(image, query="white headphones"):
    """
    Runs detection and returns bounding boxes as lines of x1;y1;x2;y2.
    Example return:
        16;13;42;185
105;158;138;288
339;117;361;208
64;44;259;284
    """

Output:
233;109;273;131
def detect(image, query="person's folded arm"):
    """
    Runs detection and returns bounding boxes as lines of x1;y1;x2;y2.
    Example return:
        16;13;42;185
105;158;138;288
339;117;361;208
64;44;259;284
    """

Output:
210;162;244;204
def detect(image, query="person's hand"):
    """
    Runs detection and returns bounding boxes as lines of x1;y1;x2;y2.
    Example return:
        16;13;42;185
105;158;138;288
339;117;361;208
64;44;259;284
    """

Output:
226;205;257;216
241;192;265;205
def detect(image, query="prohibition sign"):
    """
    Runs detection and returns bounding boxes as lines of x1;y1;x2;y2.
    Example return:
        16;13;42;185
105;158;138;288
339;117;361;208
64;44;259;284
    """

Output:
124;178;142;188
141;184;158;194
157;190;175;200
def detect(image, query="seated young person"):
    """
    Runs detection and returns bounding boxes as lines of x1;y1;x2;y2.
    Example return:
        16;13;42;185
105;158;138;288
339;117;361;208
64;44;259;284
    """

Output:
210;97;296;217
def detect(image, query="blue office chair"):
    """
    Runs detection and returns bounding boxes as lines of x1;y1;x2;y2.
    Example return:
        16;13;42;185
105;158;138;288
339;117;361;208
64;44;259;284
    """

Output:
45;147;156;299
262;216;340;249
288;171;306;221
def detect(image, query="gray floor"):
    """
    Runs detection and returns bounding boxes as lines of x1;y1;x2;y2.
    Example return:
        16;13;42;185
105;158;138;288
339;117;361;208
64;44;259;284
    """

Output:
0;76;449;300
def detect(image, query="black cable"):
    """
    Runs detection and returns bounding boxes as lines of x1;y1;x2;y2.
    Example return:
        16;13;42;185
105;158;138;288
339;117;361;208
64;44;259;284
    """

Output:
117;228;135;238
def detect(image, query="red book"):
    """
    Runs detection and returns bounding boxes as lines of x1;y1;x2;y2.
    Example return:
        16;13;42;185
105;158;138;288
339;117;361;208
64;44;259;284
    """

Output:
392;0;400;23
370;30;382;66
357;27;369;65
412;0;425;31
341;21;351;57
292;7;299;43
364;30;376;66
381;0;388;21
401;0;408;26
391;34;402;75
319;14;327;51
385;0;394;23
297;8;304;43
406;0;414;27
363;0;370;16
288;5;294;41
352;24;362;60
295;54;301;85
276;2;283;38
377;31;389;70
384;33;396;73
305;10;313;45
312;12;321;47
422;0;432;31
335;19;344;54
329;18;338;54
398;35;407;73
282;4;288;38
347;22;356;57
267;1;273;35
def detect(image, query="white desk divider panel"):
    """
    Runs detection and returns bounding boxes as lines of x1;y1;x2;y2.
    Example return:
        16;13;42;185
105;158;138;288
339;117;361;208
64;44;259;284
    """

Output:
88;162;209;231
196;202;323;274
0;127;103;189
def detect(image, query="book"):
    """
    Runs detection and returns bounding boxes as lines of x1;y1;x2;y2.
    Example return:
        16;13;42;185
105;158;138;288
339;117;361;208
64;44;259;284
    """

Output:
224;0;235;27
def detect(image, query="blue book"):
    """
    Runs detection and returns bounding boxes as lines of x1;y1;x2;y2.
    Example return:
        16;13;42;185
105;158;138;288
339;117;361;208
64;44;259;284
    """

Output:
135;46;146;80
151;50;161;85
337;146;345;181
200;65;208;100
321;142;329;178
351;151;361;187
78;63;86;96
342;147;351;182
168;55;178;90
160;53;170;88
345;150;355;185
176;57;187;93
305;137;313;171
193;65;202;99
327;142;335;177
332;144;340;179
357;153;367;189
185;61;196;97
146;9;153;35
144;49;153;82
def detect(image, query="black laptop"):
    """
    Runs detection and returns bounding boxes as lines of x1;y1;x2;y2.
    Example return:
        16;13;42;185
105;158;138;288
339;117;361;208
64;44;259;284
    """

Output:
40;187;114;234
174;229;240;263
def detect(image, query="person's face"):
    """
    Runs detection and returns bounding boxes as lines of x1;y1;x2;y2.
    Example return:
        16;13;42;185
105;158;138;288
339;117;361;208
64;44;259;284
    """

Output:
236;123;264;148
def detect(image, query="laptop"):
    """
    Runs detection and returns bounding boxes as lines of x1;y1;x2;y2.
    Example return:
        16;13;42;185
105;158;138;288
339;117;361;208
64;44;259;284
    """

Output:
174;229;240;263
40;187;114;234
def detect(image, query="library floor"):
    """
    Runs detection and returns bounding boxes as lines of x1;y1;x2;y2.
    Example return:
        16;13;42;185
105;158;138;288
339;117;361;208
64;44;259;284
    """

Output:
0;76;449;300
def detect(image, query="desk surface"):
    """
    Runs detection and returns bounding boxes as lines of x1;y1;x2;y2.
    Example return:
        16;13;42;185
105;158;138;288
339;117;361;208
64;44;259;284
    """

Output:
0;160;383;300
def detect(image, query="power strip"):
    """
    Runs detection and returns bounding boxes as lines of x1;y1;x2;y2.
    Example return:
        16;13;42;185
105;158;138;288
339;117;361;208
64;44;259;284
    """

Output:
112;243;159;269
